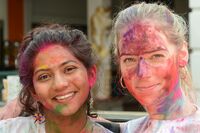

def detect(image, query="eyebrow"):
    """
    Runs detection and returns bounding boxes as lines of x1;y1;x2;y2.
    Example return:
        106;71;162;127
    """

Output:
142;48;167;54
34;60;78;75
120;47;167;57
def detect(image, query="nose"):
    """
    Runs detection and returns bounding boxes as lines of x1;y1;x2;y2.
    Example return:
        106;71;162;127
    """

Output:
136;57;150;78
53;74;69;91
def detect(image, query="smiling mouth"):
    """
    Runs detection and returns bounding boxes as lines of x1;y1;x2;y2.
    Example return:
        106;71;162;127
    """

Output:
136;83;160;90
53;91;77;102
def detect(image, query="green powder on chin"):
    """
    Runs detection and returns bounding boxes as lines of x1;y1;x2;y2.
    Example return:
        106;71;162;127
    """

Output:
55;104;67;114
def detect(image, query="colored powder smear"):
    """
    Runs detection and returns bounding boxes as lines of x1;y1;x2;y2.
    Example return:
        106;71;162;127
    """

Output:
55;104;67;114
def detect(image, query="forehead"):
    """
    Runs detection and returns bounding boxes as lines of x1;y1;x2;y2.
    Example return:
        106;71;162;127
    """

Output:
118;22;172;55
34;45;75;65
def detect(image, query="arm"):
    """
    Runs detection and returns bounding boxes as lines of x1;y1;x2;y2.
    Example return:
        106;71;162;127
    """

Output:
0;97;23;120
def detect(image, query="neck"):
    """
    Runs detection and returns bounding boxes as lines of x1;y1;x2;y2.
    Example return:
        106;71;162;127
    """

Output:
145;80;195;120
44;106;88;133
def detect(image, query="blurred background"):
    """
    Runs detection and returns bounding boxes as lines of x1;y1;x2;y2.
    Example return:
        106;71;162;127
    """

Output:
0;0;199;121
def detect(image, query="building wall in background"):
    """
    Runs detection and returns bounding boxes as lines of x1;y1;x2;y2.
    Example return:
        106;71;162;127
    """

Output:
189;0;200;105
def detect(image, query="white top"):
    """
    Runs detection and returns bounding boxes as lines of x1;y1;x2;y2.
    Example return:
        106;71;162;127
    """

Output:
0;116;113;133
121;105;200;133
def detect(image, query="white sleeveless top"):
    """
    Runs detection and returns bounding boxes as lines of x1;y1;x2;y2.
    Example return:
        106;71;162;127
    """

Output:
121;105;200;133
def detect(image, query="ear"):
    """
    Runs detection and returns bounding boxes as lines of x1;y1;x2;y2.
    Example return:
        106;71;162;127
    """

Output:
88;65;97;89
178;42;189;67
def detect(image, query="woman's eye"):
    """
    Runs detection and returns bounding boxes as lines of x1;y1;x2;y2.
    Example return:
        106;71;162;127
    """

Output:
124;57;137;63
152;54;165;59
38;74;50;81
64;66;77;74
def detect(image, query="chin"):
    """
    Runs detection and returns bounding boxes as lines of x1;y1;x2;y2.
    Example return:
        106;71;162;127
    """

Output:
58;105;79;116
58;111;76;117
60;103;87;117
134;94;157;106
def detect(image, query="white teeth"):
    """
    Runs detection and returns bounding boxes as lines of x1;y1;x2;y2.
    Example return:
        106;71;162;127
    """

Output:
55;92;75;100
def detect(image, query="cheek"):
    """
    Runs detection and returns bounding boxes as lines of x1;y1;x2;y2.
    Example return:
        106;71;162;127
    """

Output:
34;83;52;103
74;75;90;92
34;83;47;96
162;65;178;79
121;67;136;87
155;59;179;91
153;65;170;78
41;101;54;110
33;89;54;110
34;84;41;97
126;69;136;81
151;56;178;77
120;63;135;80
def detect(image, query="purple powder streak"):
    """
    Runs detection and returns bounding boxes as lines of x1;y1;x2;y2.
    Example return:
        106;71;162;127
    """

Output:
164;10;173;25
123;28;134;45
137;57;147;78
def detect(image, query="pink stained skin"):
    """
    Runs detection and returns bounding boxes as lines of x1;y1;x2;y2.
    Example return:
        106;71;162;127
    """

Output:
119;22;192;119
32;44;97;132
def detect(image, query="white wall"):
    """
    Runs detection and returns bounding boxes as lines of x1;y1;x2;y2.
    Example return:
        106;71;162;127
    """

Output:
189;0;200;105
189;0;200;8
0;0;7;40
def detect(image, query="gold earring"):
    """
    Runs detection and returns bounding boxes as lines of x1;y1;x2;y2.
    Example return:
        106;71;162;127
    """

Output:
120;77;126;89
33;102;45;124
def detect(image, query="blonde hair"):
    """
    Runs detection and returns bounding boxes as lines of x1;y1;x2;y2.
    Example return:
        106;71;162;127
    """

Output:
112;2;196;103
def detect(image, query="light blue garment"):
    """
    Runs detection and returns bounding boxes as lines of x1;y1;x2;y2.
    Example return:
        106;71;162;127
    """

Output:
0;116;113;133
121;105;200;133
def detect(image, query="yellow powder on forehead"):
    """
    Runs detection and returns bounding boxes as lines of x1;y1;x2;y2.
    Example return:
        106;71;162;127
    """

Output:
37;65;48;70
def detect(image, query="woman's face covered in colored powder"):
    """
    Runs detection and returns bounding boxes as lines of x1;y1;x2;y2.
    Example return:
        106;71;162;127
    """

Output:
32;44;96;116
119;22;181;106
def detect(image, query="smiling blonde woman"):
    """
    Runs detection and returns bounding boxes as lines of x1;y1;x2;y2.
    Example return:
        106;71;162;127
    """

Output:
113;2;200;133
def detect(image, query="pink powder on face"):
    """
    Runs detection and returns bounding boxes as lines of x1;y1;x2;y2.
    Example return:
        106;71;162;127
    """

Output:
32;95;54;110
38;43;53;52
120;23;167;56
37;44;71;65
163;57;179;94
42;101;54;110
172;86;182;101
34;44;71;70
119;21;189;120
120;26;180;107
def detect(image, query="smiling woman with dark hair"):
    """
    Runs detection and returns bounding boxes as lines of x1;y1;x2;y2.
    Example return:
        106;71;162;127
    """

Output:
0;24;113;133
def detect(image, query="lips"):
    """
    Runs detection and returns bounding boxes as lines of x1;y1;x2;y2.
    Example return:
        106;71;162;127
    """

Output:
136;83;160;90
53;91;77;103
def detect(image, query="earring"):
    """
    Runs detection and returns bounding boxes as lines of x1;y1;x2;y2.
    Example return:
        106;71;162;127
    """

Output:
87;93;97;117
90;97;94;110
33;102;45;124
120;77;126;89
